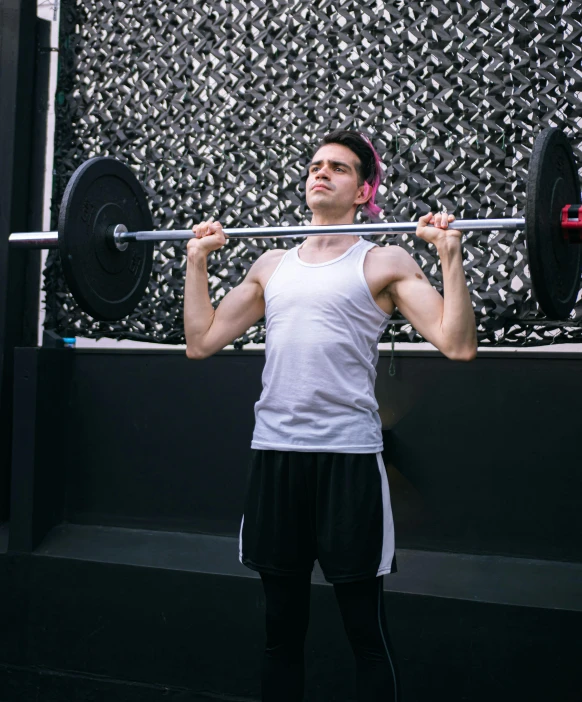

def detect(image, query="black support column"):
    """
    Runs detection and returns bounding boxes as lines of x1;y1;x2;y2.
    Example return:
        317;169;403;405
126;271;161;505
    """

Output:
0;0;51;522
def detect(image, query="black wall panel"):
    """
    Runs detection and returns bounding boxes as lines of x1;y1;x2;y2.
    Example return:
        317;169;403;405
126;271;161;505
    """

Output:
12;348;577;562
3;348;581;702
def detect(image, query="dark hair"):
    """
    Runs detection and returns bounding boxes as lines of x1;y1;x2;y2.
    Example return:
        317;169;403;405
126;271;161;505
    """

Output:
314;130;383;217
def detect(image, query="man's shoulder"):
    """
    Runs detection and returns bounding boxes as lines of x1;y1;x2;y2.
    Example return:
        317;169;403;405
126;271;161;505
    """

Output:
246;247;288;286
258;247;288;261
254;247;287;269
366;243;414;266
364;244;420;292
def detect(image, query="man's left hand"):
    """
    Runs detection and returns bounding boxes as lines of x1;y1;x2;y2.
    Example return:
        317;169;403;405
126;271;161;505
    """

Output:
416;212;461;245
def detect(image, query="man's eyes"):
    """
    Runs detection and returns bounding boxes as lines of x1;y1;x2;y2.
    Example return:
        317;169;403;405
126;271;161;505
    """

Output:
310;166;345;173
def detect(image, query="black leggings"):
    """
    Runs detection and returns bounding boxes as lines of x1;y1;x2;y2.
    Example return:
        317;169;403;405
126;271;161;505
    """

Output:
260;572;401;702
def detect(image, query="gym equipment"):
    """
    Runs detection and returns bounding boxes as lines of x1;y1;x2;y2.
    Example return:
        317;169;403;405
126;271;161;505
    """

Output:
8;127;582;322
525;128;582;319
57;158;154;321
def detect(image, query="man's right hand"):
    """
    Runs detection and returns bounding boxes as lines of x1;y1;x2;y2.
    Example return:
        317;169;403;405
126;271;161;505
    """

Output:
188;219;227;257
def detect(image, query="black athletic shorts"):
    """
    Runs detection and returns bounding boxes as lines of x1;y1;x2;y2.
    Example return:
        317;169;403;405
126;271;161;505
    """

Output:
239;449;397;584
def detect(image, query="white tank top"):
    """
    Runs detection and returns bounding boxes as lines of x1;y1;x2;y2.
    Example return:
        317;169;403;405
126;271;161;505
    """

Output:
251;238;391;453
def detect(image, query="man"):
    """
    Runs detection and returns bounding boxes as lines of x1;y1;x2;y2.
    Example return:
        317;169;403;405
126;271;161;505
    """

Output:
185;130;477;702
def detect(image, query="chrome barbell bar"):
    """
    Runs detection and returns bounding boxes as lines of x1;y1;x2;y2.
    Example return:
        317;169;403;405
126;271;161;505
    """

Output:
9;217;526;249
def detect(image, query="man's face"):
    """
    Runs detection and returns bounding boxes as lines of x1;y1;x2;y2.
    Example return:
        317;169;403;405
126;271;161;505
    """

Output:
306;143;367;216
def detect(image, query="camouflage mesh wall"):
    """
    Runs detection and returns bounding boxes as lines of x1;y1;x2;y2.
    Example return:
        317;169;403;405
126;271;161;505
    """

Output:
45;0;582;346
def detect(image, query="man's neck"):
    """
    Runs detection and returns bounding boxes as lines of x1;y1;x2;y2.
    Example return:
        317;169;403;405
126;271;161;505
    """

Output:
303;211;359;250
310;211;355;227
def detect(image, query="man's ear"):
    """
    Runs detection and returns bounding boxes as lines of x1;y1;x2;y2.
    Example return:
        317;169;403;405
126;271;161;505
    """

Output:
355;181;371;205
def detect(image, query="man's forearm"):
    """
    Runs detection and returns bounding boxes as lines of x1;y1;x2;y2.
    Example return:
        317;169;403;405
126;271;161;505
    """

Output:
436;239;478;359
184;251;215;355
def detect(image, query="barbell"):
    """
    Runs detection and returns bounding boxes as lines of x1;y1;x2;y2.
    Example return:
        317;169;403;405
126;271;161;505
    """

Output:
8;127;582;322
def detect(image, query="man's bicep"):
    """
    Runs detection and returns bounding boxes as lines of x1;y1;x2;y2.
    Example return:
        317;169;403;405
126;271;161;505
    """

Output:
389;263;445;347
200;278;265;355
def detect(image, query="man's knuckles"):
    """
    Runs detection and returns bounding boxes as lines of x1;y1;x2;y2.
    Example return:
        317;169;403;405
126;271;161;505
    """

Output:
192;220;224;239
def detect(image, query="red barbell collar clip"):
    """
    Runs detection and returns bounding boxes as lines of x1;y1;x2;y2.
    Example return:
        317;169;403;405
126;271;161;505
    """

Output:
561;204;582;243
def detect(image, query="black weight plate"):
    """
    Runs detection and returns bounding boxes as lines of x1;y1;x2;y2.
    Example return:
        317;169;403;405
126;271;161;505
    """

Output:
525;127;582;320
58;157;154;321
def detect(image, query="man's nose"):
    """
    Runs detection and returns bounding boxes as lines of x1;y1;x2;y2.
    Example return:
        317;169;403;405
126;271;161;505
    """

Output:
315;166;330;178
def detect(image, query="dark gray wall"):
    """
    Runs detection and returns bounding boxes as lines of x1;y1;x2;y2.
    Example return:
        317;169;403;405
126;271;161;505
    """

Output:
10;348;582;562
4;348;581;702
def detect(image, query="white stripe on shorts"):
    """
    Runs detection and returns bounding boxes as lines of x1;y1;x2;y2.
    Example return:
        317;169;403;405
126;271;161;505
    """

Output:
238;514;245;564
375;452;396;576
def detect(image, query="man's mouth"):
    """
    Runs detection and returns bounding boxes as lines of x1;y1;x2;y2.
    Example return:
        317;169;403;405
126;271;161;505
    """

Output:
312;183;330;191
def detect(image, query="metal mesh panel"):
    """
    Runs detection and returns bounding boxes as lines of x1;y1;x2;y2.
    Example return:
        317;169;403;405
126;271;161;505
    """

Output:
45;0;582;346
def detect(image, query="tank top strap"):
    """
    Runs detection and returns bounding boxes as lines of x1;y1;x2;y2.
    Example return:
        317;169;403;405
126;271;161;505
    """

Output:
330;237;375;266
355;239;378;267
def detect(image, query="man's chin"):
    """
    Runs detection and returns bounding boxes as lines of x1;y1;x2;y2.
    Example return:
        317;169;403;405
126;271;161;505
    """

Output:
306;194;335;212
307;195;346;208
